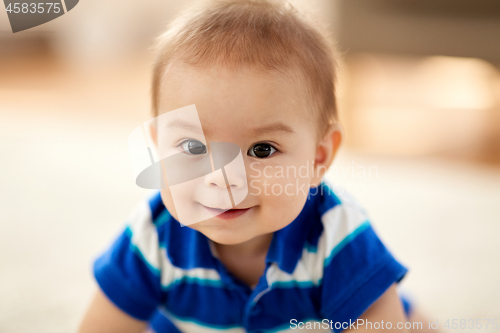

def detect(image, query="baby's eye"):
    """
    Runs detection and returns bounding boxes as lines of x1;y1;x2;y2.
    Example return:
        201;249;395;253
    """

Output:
179;139;207;155
248;143;277;158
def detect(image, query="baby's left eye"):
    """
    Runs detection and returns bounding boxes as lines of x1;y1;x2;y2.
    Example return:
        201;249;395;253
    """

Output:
248;143;277;158
179;139;207;155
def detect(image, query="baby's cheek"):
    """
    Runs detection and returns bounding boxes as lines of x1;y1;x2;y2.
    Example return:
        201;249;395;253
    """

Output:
261;182;309;231
160;188;179;220
255;175;310;221
247;163;314;199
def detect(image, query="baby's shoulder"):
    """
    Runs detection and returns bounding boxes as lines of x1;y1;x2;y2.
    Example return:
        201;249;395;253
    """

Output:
315;180;372;247
308;180;372;253
122;191;173;257
125;191;173;230
306;182;408;323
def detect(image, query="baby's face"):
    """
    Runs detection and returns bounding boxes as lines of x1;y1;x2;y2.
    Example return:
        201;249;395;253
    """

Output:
157;63;326;245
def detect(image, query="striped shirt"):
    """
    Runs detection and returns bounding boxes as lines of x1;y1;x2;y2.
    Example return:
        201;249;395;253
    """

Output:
93;181;408;332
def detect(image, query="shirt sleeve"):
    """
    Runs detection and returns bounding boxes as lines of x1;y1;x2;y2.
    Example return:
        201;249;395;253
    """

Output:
318;197;408;332
93;200;163;321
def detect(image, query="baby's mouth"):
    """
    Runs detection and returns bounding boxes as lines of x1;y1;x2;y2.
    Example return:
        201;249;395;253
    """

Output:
200;204;252;220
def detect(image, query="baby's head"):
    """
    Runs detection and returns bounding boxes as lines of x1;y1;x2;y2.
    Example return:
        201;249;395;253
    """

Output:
150;0;342;244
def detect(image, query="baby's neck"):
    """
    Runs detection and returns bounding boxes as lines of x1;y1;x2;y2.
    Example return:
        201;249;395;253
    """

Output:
212;232;274;258
211;233;274;287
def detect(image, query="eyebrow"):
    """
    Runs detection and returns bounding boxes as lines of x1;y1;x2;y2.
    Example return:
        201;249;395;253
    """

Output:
251;122;295;136
164;119;205;134
164;119;295;137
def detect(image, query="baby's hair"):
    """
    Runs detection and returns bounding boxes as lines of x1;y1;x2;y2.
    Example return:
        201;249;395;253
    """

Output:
152;0;339;138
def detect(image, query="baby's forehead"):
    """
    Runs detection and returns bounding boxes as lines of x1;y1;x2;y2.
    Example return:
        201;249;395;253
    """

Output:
156;104;299;141
157;64;320;141
158;62;314;118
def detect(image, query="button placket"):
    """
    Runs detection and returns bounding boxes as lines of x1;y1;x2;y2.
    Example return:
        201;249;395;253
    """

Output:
242;263;273;330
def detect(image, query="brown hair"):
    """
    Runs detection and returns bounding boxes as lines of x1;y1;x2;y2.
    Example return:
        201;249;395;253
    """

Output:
152;0;339;137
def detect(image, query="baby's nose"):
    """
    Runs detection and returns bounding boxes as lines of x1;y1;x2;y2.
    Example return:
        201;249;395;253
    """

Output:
203;142;248;205
206;142;246;188
204;168;229;189
203;166;246;189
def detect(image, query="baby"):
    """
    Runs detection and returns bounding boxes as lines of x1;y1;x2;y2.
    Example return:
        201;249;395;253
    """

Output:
79;0;424;332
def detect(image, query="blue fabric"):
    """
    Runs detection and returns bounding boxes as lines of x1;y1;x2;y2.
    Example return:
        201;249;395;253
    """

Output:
401;294;413;318
93;181;409;332
93;229;162;320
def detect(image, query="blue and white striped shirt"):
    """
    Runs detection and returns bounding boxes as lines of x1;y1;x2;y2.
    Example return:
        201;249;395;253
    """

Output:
94;181;408;332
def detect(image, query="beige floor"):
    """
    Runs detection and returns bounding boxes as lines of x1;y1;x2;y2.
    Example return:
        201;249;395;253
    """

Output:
1;56;499;333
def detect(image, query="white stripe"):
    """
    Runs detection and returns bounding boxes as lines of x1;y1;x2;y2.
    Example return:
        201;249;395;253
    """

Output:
320;192;369;261
127;200;161;273
161;255;222;288
267;261;318;287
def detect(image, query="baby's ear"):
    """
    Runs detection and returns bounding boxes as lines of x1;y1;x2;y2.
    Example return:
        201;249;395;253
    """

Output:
311;125;342;187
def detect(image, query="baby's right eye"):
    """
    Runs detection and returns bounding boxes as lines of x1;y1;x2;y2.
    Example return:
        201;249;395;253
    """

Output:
179;139;207;155
248;143;278;158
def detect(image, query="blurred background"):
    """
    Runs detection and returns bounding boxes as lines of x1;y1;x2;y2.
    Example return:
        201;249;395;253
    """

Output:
1;0;499;332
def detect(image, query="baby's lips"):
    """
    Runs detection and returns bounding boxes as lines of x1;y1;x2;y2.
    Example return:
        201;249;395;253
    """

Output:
205;206;231;210
203;204;253;211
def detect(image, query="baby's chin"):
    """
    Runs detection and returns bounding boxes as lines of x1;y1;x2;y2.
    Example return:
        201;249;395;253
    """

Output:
206;233;254;246
188;221;263;245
